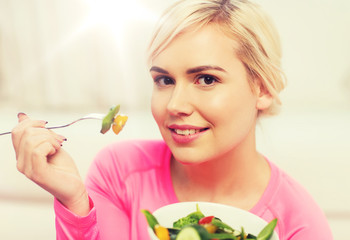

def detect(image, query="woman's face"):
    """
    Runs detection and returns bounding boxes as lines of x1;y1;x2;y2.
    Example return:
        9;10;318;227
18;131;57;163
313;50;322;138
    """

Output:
150;24;270;164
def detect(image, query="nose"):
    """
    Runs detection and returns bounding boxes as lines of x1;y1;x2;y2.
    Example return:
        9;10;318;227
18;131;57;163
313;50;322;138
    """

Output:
167;84;193;117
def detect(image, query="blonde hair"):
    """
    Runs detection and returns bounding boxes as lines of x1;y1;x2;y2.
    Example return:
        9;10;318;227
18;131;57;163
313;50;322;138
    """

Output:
148;0;286;116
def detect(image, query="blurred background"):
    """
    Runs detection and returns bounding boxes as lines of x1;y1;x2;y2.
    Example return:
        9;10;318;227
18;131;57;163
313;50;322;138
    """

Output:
0;0;349;239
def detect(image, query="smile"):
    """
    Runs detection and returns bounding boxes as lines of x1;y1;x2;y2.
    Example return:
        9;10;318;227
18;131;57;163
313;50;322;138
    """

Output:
168;126;208;144
173;129;201;136
170;127;209;136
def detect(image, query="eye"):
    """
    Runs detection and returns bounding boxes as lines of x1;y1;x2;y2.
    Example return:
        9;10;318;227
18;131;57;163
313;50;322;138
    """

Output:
154;76;175;87
195;74;218;86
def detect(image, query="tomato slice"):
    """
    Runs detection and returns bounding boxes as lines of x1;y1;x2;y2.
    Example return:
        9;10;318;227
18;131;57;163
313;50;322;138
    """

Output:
198;216;215;225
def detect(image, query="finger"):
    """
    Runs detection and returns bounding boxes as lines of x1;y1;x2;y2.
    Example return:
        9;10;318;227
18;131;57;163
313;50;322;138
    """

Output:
16;116;47;128
16;128;63;168
16;113;47;130
12;118;49;154
18;141;57;183
47;129;67;143
22;129;63;157
16;132;62;177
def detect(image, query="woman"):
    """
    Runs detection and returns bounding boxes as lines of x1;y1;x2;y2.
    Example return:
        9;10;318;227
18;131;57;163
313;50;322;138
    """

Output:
12;0;333;239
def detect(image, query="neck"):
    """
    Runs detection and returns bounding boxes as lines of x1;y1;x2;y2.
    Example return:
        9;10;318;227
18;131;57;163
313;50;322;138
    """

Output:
172;149;264;189
170;132;271;209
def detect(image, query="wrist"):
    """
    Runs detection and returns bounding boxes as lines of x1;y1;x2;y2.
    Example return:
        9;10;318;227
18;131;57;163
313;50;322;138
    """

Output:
59;191;91;217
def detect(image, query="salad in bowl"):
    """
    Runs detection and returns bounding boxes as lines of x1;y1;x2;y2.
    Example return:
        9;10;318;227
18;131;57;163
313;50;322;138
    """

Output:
142;202;278;240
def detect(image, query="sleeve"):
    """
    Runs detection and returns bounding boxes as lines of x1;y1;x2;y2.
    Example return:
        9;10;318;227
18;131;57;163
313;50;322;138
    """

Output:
286;211;333;240
278;177;334;240
285;189;334;239
54;197;100;239
289;228;333;240
54;144;132;239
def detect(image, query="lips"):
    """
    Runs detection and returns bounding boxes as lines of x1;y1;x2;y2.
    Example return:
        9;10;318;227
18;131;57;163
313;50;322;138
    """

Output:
168;124;209;143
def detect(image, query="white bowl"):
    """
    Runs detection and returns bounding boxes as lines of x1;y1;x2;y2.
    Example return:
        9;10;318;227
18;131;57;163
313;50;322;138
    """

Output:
147;201;279;240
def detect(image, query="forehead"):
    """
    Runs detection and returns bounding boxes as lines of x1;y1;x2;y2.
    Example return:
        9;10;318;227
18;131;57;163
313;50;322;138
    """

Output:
152;24;241;68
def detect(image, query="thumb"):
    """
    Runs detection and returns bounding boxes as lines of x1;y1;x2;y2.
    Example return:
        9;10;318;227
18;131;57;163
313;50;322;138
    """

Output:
17;112;29;123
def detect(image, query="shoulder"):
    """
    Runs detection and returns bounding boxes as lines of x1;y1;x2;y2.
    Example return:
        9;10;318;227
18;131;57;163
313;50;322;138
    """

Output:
270;163;321;213
261;162;333;239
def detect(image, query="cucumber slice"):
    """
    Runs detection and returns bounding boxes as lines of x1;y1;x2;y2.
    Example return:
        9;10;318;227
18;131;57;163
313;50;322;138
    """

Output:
176;225;210;240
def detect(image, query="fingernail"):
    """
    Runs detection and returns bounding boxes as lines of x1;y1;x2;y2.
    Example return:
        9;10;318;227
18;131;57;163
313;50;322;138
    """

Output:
59;136;67;141
58;135;66;140
17;112;26;118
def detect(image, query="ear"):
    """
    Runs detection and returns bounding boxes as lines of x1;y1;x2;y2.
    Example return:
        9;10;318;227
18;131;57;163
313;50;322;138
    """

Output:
255;84;273;111
256;93;273;110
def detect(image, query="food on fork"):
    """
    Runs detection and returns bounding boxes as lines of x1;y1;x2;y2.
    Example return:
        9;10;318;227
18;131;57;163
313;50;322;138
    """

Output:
100;105;128;135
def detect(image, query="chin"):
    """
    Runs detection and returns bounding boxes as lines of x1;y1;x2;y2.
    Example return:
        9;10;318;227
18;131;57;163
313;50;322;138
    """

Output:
172;153;210;166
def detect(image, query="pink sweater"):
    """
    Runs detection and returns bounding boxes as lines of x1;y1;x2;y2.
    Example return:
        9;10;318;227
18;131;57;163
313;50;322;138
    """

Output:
54;140;333;239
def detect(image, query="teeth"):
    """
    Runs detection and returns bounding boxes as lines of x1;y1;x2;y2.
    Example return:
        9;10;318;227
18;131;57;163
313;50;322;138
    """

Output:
174;129;200;136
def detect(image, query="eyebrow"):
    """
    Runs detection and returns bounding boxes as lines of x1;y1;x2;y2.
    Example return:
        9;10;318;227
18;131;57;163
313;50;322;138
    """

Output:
186;65;226;74
149;66;169;74
149;65;226;75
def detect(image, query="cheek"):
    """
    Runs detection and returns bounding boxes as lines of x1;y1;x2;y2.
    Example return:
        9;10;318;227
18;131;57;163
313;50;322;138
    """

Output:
197;91;235;119
201;88;258;129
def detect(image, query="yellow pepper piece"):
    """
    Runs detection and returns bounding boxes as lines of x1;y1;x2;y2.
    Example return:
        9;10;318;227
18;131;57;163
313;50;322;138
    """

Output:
154;225;170;240
203;223;218;234
112;115;128;135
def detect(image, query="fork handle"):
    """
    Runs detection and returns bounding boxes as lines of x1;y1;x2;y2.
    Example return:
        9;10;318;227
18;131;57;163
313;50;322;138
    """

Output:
0;131;11;136
0;125;69;136
0;115;104;136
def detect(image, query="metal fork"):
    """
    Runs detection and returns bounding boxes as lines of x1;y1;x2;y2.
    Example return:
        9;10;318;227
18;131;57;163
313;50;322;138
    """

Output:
0;113;105;136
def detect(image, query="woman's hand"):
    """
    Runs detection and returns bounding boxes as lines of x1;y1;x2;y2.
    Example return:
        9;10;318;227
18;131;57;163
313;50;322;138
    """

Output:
11;113;90;216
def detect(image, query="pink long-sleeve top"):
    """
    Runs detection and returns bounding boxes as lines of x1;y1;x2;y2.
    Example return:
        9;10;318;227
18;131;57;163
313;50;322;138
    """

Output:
54;140;333;240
